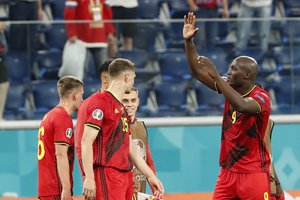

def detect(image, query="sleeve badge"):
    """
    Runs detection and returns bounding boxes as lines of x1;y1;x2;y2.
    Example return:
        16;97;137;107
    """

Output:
66;128;73;139
92;109;103;120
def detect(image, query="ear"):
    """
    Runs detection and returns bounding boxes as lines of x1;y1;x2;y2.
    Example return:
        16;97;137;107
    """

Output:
124;73;129;82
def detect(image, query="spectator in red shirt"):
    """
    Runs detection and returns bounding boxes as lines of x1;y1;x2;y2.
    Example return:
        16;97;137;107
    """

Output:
64;0;116;79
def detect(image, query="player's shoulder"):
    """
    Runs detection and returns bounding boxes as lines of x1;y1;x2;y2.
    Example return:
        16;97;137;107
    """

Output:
251;87;270;104
252;86;269;96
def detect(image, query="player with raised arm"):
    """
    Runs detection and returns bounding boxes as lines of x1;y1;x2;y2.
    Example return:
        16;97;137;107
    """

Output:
183;12;272;199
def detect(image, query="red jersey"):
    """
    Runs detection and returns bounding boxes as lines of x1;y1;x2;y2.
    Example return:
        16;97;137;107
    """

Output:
64;0;115;46
38;106;74;197
76;91;132;171
220;86;271;173
194;0;218;9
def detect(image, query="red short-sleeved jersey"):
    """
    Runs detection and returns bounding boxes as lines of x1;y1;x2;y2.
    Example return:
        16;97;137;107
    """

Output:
220;86;271;173
76;91;132;171
38;106;74;197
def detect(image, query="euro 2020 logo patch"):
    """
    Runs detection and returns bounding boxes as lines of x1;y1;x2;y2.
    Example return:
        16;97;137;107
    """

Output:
92;109;103;120
66;128;73;139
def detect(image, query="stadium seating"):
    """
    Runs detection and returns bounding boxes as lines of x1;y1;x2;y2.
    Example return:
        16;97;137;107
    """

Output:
282;0;300;17
117;49;160;82
198;47;229;75
30;80;59;119
83;80;101;100
137;0;162;19
3;83;28;120
6;51;31;84
133;23;159;51
150;79;190;117
272;46;300;76
164;0;189;49
44;23;67;50
158;49;191;80
192;81;224;116
269;76;300;114
36;49;62;80
117;49;149;69
280;21;300;44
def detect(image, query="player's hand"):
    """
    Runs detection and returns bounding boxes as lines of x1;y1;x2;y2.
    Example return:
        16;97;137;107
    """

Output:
148;176;164;199
183;12;199;41
133;176;140;193
61;188;72;200
197;56;219;79
69;36;78;43
83;177;96;200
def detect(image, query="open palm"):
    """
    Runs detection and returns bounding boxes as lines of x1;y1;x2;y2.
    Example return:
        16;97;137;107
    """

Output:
183;12;198;40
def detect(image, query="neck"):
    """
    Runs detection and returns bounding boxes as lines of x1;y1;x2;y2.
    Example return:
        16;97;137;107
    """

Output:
106;80;126;102
236;82;255;96
59;100;73;115
130;116;136;123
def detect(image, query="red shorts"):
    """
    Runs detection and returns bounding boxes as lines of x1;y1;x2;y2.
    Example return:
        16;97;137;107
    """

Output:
94;166;133;200
213;168;271;200
39;195;62;200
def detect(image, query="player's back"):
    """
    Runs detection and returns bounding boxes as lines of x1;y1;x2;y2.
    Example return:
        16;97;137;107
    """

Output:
38;106;74;196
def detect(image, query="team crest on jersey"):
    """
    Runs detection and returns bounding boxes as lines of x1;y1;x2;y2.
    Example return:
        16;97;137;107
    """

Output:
66;128;73;138
255;94;265;104
92;109;103;120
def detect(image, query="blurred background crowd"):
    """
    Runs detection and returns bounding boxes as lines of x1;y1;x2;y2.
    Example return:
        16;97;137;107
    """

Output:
0;0;300;120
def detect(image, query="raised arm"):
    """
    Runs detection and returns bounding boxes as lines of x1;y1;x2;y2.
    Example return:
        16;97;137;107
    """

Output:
183;12;217;90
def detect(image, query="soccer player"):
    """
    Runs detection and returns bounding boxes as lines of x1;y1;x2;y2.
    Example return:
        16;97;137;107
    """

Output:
121;87;157;199
183;12;271;199
76;58;114;180
37;76;84;200
77;58;164;200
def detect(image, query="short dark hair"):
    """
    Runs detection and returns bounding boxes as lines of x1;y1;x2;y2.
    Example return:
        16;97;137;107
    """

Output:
108;58;135;78
98;58;115;78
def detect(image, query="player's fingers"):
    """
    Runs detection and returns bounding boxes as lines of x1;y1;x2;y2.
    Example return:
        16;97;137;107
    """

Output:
184;15;187;24
192;14;196;27
190;12;194;22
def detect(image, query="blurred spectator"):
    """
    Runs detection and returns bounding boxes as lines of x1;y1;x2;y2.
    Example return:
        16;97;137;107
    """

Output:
8;0;43;64
64;0;116;79
187;0;229;49
0;21;9;121
235;0;272;53
110;0;138;51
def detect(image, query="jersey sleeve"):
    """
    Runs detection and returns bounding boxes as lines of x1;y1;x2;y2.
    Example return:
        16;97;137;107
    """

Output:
252;90;270;113
85;98;106;130
53;114;74;146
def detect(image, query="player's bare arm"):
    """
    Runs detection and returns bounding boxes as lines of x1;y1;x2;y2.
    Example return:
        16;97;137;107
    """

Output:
183;12;216;90
81;125;99;200
55;144;72;200
213;74;261;113
129;137;164;198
